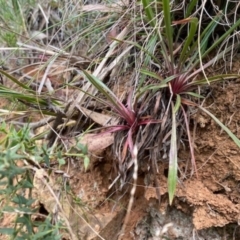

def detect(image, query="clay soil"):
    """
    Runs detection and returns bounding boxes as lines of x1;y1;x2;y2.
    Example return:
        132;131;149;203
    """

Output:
66;79;240;240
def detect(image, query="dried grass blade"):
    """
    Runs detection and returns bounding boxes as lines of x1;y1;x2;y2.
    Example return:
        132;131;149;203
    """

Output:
181;105;198;177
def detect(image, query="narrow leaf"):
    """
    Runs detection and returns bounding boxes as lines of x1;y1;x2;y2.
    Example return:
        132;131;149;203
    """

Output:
142;0;156;27
168;103;178;205
139;35;159;87
202;15;240;60
162;0;174;66
0;228;15;235
83;70;133;123
140;69;177;84
181;92;204;98
140;69;164;81
185;0;198;17
174;94;181;113
186;14;222;69
179;18;198;67
84;156;90;171
188;74;240;87
181;106;198;177
125;40;161;65
0;69;32;91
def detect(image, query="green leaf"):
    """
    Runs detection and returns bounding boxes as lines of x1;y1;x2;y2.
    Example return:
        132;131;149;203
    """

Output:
202;14;240;60
189;74;240;86
83;70;134;124
58;158;65;166
12;0;20;14
179;17;198;66
174;94;181;113
19;179;33;189
32;229;53;239
138;73;178;96
124;40;161;65
2;206;15;212
76;142;88;155
168;103;178;205
186;14;222;69
142;0;156;27
84;156;90;171
0;70;31;91
140;69;177;84
185;0;198;17
140;69;164;81
12;194;34;205
181;92;204;98
83;70;119;109
0;228;15;235
139;35;159;88
199;106;240;148
162;0;173;65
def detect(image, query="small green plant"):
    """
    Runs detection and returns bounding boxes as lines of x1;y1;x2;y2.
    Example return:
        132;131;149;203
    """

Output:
0;124;56;239
84;70;161;164
0;123;85;239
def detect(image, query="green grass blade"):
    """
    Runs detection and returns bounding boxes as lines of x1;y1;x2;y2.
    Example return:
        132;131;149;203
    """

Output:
162;0;174;66
186;14;222;69
179;18;198;67
0;69;32;91
168;103;178;205
199;14;222;55
199;106;240;148
202;16;240;60
12;0;20;14
0;83;62;111
83;70;118;106
139;35;159;88
125;40;161;65
174;94;181;113
188;74;240;87
181;92;204;98
138;72;178;95
142;0;156;27
143;35;158;66
140;69;177;83
140;69;164;81
83;70;134;122
185;0;198;17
